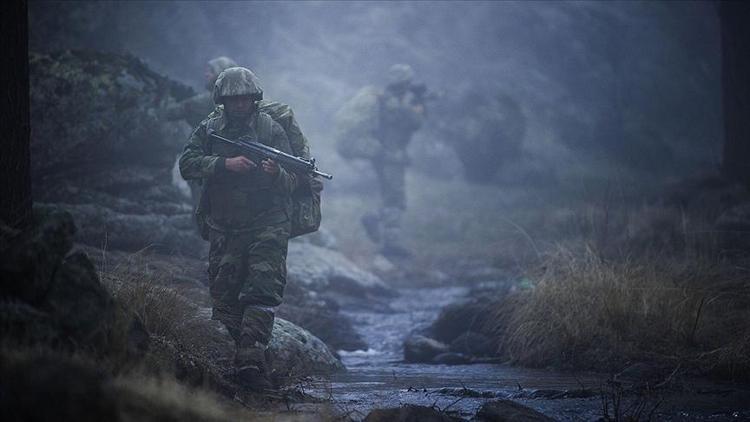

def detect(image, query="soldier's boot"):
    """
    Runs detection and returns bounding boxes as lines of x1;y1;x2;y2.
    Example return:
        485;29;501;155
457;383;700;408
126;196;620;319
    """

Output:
234;341;273;392
234;305;276;392
361;212;382;243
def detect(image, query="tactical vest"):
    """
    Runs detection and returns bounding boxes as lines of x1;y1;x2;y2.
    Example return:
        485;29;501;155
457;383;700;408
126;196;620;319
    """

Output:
194;111;322;239
195;112;285;235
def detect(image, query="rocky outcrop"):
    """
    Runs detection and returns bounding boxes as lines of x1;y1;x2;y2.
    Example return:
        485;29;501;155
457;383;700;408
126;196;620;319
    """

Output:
288;242;389;297
277;300;367;352
145;315;344;394
287;242;396;314
49;202;205;258
30;50;202;258
430;297;497;345
269;318;346;377
403;294;504;365
0;208;117;356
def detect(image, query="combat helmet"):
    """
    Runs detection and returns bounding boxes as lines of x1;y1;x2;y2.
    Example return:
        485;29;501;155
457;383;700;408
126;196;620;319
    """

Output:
212;66;264;105
205;56;238;89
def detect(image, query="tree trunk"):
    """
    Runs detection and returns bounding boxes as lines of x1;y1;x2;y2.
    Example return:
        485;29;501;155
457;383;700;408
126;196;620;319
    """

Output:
721;1;750;186
0;0;31;229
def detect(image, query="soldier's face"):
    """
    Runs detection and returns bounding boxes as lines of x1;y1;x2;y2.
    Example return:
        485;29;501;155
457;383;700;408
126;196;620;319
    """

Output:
223;95;255;118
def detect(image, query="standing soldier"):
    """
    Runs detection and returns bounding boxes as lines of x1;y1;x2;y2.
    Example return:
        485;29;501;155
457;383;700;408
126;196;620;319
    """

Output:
168;56;312;206
335;64;427;258
179;67;297;391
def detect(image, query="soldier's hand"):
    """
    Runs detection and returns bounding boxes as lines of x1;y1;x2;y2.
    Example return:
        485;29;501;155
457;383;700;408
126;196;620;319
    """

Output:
225;156;257;173
261;158;280;176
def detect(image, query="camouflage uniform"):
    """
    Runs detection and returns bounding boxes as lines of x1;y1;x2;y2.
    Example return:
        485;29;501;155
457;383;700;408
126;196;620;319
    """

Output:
178;67;297;388
336;64;426;258
168;57;311;244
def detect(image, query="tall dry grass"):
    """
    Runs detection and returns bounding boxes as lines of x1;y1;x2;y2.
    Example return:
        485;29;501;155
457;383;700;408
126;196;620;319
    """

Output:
487;244;750;379
98;250;211;347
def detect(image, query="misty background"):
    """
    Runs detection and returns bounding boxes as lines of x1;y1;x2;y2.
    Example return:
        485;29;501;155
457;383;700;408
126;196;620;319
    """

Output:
28;0;723;261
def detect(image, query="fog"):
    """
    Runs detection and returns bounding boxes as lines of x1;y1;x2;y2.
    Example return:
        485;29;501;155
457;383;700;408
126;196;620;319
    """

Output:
13;2;750;418
27;0;726;264
30;1;721;172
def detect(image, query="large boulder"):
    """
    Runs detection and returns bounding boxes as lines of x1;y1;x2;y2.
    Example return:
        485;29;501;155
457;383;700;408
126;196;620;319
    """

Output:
30;50;192;184
287;242;393;302
0;208;117;355
30;50;202;258
52;203;205;258
268;318;346;378
430;297;497;345
277;301;367;352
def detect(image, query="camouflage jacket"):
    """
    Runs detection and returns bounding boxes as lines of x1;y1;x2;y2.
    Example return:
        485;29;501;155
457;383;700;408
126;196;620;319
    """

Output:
334;86;424;164
179;108;297;230
167;94;311;161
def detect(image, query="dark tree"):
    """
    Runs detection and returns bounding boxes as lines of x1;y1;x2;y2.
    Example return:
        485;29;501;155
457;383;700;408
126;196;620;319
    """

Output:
0;0;31;229
721;1;750;186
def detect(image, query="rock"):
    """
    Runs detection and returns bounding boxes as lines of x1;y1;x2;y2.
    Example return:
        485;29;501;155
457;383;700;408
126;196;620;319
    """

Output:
287;242;391;298
430;297;497;344
0;208;116;355
403;335;449;363
364;405;463;422
268;318;346;379
30;50;191;185
474;400;554;422
276;302;367;352
44;251;116;350
432;352;471;365
437;387;497;398
1;206;76;303
450;331;496;357
50;203;206;258
29;50;202;259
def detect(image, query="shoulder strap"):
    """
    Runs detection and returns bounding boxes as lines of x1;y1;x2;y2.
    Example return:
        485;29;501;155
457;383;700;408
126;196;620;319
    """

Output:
257;112;274;144
204;116;223;154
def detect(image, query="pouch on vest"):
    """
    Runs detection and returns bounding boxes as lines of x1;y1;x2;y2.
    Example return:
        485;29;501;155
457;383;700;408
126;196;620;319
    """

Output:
290;176;322;238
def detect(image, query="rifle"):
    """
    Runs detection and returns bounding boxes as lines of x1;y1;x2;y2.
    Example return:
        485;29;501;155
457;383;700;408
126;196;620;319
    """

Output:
206;129;333;180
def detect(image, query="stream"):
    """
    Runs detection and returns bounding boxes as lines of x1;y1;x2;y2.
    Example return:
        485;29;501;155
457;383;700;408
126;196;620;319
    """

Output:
303;285;750;421
306;285;606;420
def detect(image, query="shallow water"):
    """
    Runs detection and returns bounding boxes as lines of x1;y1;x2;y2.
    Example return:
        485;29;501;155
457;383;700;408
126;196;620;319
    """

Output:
305;286;609;420
304;285;750;421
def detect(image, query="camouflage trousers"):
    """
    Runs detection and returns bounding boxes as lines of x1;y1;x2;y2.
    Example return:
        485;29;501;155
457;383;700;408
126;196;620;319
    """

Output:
207;222;290;358
362;162;407;254
374;161;406;211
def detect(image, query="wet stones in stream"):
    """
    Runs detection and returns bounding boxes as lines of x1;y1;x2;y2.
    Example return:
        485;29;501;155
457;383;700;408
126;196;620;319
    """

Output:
404;335;450;363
